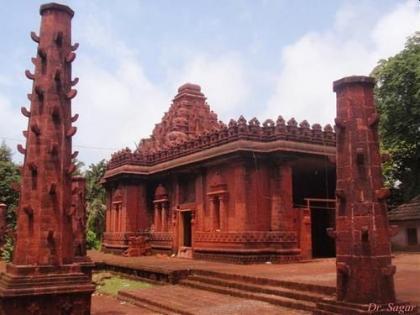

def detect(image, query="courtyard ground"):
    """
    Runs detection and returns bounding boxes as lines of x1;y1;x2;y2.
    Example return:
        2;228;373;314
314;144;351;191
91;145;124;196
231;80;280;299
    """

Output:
89;250;420;306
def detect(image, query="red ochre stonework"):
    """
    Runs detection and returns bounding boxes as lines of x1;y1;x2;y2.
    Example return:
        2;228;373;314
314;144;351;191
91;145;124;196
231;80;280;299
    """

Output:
332;76;396;304
0;3;94;315
103;83;338;263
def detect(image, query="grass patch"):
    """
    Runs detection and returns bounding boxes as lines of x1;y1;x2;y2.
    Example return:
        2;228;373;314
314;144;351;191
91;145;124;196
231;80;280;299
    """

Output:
94;272;152;296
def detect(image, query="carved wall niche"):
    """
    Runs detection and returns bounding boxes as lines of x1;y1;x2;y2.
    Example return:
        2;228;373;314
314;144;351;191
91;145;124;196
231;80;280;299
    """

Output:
207;171;229;231
152;184;170;232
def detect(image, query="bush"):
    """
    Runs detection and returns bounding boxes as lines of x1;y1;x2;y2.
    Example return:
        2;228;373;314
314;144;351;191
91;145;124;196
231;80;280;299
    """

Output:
86;230;100;250
1;235;14;262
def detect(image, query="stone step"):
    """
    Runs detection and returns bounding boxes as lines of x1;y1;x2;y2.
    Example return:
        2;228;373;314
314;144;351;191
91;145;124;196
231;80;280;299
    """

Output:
193;269;336;295
119;291;181;315
180;278;316;312
316;301;367;314
119;285;312;314
316;301;420;315
312;310;338;315
119;288;190;315
187;274;332;303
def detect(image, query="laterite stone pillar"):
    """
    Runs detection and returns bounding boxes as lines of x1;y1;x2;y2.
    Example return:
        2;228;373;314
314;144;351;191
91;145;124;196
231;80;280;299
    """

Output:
333;76;396;304
0;3;94;315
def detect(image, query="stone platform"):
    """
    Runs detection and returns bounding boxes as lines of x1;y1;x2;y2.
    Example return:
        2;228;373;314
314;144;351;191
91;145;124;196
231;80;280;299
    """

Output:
89;250;420;314
2;252;416;314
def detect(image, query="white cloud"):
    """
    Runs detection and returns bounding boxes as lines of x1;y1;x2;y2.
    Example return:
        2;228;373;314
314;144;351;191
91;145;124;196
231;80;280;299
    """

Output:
70;3;253;165
264;1;420;126
169;53;250;121
74;51;169;165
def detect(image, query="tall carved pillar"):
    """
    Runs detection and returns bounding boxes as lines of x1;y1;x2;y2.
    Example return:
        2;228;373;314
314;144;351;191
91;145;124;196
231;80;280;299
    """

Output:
0;4;94;314
333;76;395;304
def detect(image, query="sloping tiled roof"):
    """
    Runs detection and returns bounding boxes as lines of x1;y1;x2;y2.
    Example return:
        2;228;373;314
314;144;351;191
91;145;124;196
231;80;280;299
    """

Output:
388;195;420;221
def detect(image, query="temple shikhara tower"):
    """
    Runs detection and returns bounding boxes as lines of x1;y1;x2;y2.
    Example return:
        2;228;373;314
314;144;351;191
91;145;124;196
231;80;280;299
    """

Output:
0;3;94;314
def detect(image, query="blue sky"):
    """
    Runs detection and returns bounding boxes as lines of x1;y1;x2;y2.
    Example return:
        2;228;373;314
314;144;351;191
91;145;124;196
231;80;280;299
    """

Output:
0;1;419;166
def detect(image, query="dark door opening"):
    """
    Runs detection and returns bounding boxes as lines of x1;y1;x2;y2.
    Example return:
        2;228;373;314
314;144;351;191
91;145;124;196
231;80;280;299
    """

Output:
182;211;192;247
311;208;335;257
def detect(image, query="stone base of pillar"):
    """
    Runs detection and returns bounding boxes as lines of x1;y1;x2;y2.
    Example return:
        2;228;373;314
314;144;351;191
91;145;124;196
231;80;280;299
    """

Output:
0;264;94;315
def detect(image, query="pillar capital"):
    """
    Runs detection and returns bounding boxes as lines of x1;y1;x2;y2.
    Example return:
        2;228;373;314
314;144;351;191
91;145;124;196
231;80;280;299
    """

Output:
40;3;75;17
333;75;375;92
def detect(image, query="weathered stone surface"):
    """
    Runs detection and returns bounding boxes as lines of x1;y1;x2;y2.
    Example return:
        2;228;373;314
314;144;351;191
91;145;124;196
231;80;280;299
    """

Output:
333;76;396;304
0;3;94;314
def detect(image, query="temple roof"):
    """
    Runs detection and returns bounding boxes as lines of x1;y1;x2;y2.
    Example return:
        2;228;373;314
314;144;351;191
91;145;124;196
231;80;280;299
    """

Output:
388;195;420;221
106;83;336;172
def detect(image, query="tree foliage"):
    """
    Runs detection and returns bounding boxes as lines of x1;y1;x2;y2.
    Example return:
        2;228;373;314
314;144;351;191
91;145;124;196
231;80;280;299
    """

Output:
85;159;107;246
372;32;420;203
0;142;20;227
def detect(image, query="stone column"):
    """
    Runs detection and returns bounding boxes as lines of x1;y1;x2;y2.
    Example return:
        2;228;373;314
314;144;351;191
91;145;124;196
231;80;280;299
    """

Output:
111;204;117;232
161;202;167;232
105;189;112;232
233;162;248;231
154;203;161;232
333;76;395;304
270;164;281;231
209;196;215;231
219;195;227;231
278;163;294;231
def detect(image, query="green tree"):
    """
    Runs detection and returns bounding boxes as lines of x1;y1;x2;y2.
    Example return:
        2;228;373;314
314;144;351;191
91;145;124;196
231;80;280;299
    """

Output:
84;159;107;245
0;142;20;227
372;32;420;203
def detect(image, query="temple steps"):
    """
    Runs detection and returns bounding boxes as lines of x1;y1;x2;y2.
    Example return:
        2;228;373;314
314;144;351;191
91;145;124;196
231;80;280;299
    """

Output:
190;269;336;295
118;289;183;315
118;285;311;314
179;271;332;312
180;278;316;312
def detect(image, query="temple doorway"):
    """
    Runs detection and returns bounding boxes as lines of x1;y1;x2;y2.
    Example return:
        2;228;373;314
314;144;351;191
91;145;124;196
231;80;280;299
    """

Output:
307;199;336;258
182;211;192;247
177;210;193;258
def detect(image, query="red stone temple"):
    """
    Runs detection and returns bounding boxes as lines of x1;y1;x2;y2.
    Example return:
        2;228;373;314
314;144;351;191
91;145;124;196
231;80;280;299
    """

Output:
102;83;337;263
0;3;94;314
